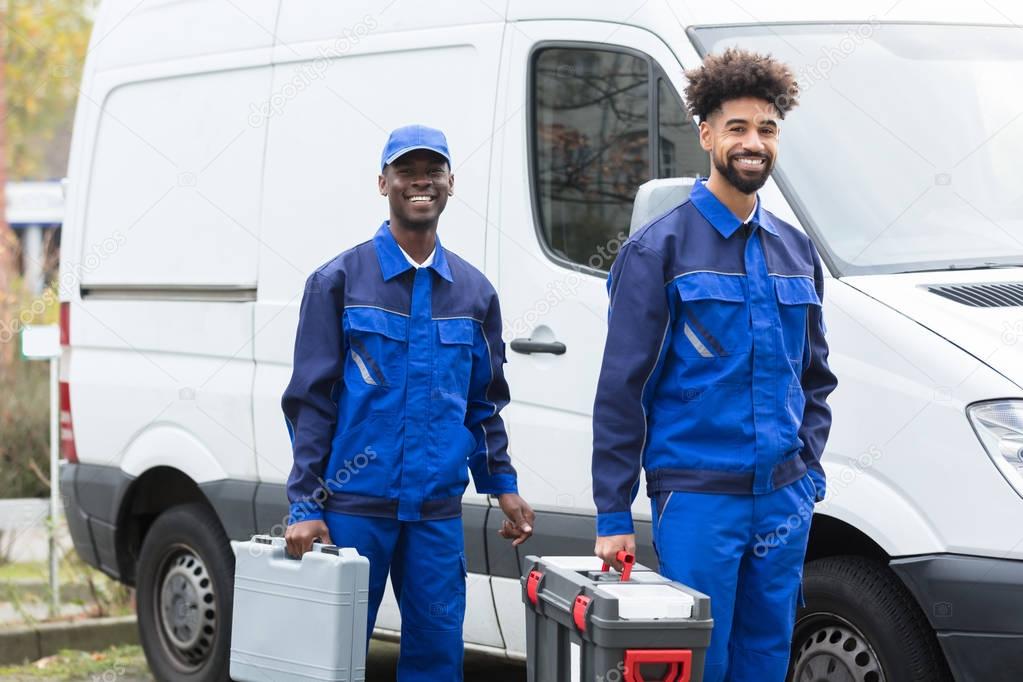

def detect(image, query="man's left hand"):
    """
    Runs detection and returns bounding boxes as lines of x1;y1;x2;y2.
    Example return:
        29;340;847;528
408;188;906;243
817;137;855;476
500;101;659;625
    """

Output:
497;493;535;546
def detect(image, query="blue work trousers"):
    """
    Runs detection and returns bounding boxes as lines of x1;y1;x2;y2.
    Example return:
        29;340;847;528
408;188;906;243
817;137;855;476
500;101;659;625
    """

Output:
324;511;467;681
651;474;816;682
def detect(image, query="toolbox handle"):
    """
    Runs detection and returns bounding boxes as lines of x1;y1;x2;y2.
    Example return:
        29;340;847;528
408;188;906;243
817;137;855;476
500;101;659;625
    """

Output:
572;594;591;633
601;550;635;582
623;649;692;682
526;569;544;606
284;536;341;559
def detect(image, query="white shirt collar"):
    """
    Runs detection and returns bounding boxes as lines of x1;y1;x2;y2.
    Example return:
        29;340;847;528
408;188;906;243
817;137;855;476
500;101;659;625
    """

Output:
744;196;759;225
397;243;435;269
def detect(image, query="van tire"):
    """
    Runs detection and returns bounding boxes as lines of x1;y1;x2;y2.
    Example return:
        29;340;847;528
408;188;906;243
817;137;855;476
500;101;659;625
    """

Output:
136;503;234;682
789;556;952;682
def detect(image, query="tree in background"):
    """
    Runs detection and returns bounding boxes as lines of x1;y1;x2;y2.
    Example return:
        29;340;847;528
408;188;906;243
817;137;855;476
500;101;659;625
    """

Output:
7;0;94;179
1;0;92;363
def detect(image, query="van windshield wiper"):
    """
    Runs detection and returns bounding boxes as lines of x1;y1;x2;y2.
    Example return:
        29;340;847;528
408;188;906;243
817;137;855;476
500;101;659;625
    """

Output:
900;262;1023;273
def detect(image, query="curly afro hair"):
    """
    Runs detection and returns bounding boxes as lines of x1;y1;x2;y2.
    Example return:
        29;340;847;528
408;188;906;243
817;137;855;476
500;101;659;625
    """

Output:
684;47;799;122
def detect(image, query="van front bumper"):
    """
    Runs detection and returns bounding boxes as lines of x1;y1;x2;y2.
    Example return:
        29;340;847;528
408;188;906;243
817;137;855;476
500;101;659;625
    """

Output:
891;554;1023;682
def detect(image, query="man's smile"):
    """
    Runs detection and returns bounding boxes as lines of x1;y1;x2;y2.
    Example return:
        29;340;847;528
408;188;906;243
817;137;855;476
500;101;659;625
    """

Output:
731;154;769;171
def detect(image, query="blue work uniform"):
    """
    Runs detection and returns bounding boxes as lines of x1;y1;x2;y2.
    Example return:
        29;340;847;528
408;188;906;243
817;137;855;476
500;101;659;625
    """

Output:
282;222;517;680
592;179;838;681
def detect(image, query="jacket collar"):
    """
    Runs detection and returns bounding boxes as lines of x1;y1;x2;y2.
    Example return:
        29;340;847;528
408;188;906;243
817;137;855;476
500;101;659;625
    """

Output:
373;221;453;282
689;178;779;239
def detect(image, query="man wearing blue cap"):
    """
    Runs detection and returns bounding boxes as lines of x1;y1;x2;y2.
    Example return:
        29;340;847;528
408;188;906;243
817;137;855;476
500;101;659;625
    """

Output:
282;124;534;680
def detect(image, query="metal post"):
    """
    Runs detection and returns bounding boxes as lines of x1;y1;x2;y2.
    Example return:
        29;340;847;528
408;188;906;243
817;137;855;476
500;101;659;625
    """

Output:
49;355;59;617
23;224;43;295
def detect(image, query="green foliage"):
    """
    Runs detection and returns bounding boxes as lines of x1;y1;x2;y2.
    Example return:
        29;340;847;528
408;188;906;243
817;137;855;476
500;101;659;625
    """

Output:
6;0;97;179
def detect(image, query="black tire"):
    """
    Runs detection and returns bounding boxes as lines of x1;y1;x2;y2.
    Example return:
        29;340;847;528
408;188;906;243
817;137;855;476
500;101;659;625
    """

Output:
136;502;234;682
788;556;952;682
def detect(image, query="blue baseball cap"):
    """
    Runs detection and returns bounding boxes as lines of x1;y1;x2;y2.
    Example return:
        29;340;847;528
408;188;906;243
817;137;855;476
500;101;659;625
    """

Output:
380;124;452;171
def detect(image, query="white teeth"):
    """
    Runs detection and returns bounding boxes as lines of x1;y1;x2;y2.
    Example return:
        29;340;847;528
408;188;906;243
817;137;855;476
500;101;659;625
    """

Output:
736;157;764;166
409;195;433;203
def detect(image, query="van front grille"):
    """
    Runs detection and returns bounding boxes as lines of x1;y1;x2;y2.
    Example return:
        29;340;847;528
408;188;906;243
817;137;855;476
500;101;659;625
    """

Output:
927;282;1023;307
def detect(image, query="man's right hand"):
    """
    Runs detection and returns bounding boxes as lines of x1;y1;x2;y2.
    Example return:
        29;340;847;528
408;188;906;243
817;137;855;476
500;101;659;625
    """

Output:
284;519;332;559
595;533;637;571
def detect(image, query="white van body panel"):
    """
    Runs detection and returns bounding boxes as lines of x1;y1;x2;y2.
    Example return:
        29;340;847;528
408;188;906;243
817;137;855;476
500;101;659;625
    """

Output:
119;426;229;484
64;47;273;483
814;279;1023;559
846;270;1023;392
507;0;1007;28
85;0;280;72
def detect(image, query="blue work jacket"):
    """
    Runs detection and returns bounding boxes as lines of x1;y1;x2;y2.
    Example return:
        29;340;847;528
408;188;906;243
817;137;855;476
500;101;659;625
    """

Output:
283;222;517;524
593;179;838;536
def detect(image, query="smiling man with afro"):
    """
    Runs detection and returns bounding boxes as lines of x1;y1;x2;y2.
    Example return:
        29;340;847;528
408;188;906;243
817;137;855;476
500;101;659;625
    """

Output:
592;47;837;682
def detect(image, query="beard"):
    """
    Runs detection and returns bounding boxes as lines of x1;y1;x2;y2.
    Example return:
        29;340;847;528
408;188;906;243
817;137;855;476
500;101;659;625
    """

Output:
714;152;773;194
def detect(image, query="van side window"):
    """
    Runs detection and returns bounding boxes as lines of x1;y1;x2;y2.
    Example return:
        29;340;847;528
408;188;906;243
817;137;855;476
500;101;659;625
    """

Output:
659;79;710;179
531;47;707;272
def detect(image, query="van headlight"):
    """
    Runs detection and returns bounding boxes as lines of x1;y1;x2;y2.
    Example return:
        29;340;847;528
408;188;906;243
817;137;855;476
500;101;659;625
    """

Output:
968;401;1023;495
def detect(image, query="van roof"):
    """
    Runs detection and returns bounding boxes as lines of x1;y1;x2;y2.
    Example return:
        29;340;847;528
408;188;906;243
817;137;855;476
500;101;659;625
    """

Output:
85;0;1011;74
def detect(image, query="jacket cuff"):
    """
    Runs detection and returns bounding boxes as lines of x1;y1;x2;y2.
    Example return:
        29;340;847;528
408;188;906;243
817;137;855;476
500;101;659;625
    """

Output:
475;473;518;496
596;511;635;537
807;468;826;503
288;502;324;524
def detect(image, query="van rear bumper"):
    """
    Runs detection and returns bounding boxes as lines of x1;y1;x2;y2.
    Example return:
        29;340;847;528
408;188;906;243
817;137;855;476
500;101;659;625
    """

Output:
60;461;134;582
891;554;1023;682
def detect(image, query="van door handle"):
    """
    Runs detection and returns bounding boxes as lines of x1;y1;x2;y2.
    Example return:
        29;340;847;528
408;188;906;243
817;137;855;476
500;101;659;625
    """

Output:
510;338;567;355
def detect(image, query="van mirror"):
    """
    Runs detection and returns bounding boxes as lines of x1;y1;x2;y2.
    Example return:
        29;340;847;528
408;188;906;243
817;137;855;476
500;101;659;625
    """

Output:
630;177;697;235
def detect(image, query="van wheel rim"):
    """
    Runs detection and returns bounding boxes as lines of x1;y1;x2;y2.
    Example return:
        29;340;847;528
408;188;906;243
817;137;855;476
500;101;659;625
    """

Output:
156;546;216;670
790;613;885;682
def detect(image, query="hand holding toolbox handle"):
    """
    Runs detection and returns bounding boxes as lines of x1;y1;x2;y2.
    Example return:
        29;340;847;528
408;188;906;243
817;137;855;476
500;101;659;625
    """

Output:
601;550;635;581
281;535;342;559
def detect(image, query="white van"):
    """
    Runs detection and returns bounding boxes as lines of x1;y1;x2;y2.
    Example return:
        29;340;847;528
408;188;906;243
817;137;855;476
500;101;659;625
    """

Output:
58;1;1023;680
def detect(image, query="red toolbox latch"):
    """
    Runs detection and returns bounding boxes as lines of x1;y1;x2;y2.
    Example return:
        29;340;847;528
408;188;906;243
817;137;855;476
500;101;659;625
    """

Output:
601;550;636;582
623;649;693;682
573;594;592;632
526;569;543;606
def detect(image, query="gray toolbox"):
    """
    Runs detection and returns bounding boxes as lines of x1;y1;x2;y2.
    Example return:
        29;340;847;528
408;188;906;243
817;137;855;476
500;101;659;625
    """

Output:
522;552;712;682
230;534;370;681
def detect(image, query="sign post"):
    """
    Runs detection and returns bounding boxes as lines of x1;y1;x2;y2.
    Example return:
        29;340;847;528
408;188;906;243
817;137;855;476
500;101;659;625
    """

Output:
21;324;61;618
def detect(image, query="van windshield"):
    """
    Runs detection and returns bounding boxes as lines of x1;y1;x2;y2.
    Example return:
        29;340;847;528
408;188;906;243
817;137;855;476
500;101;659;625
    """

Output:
691;23;1023;275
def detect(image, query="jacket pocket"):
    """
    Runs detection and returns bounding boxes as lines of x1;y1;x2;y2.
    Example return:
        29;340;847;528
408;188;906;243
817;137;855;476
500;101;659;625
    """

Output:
434;318;476;412
343;307;409;388
326;412;403;498
773;275;821;364
673;273;751;357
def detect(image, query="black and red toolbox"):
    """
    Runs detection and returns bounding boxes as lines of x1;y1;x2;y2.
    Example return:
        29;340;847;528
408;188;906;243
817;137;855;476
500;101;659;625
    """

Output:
521;553;712;682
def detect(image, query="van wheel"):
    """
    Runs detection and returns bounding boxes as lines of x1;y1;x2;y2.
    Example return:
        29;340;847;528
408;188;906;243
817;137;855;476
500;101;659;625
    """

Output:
788;556;951;682
136;503;234;682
